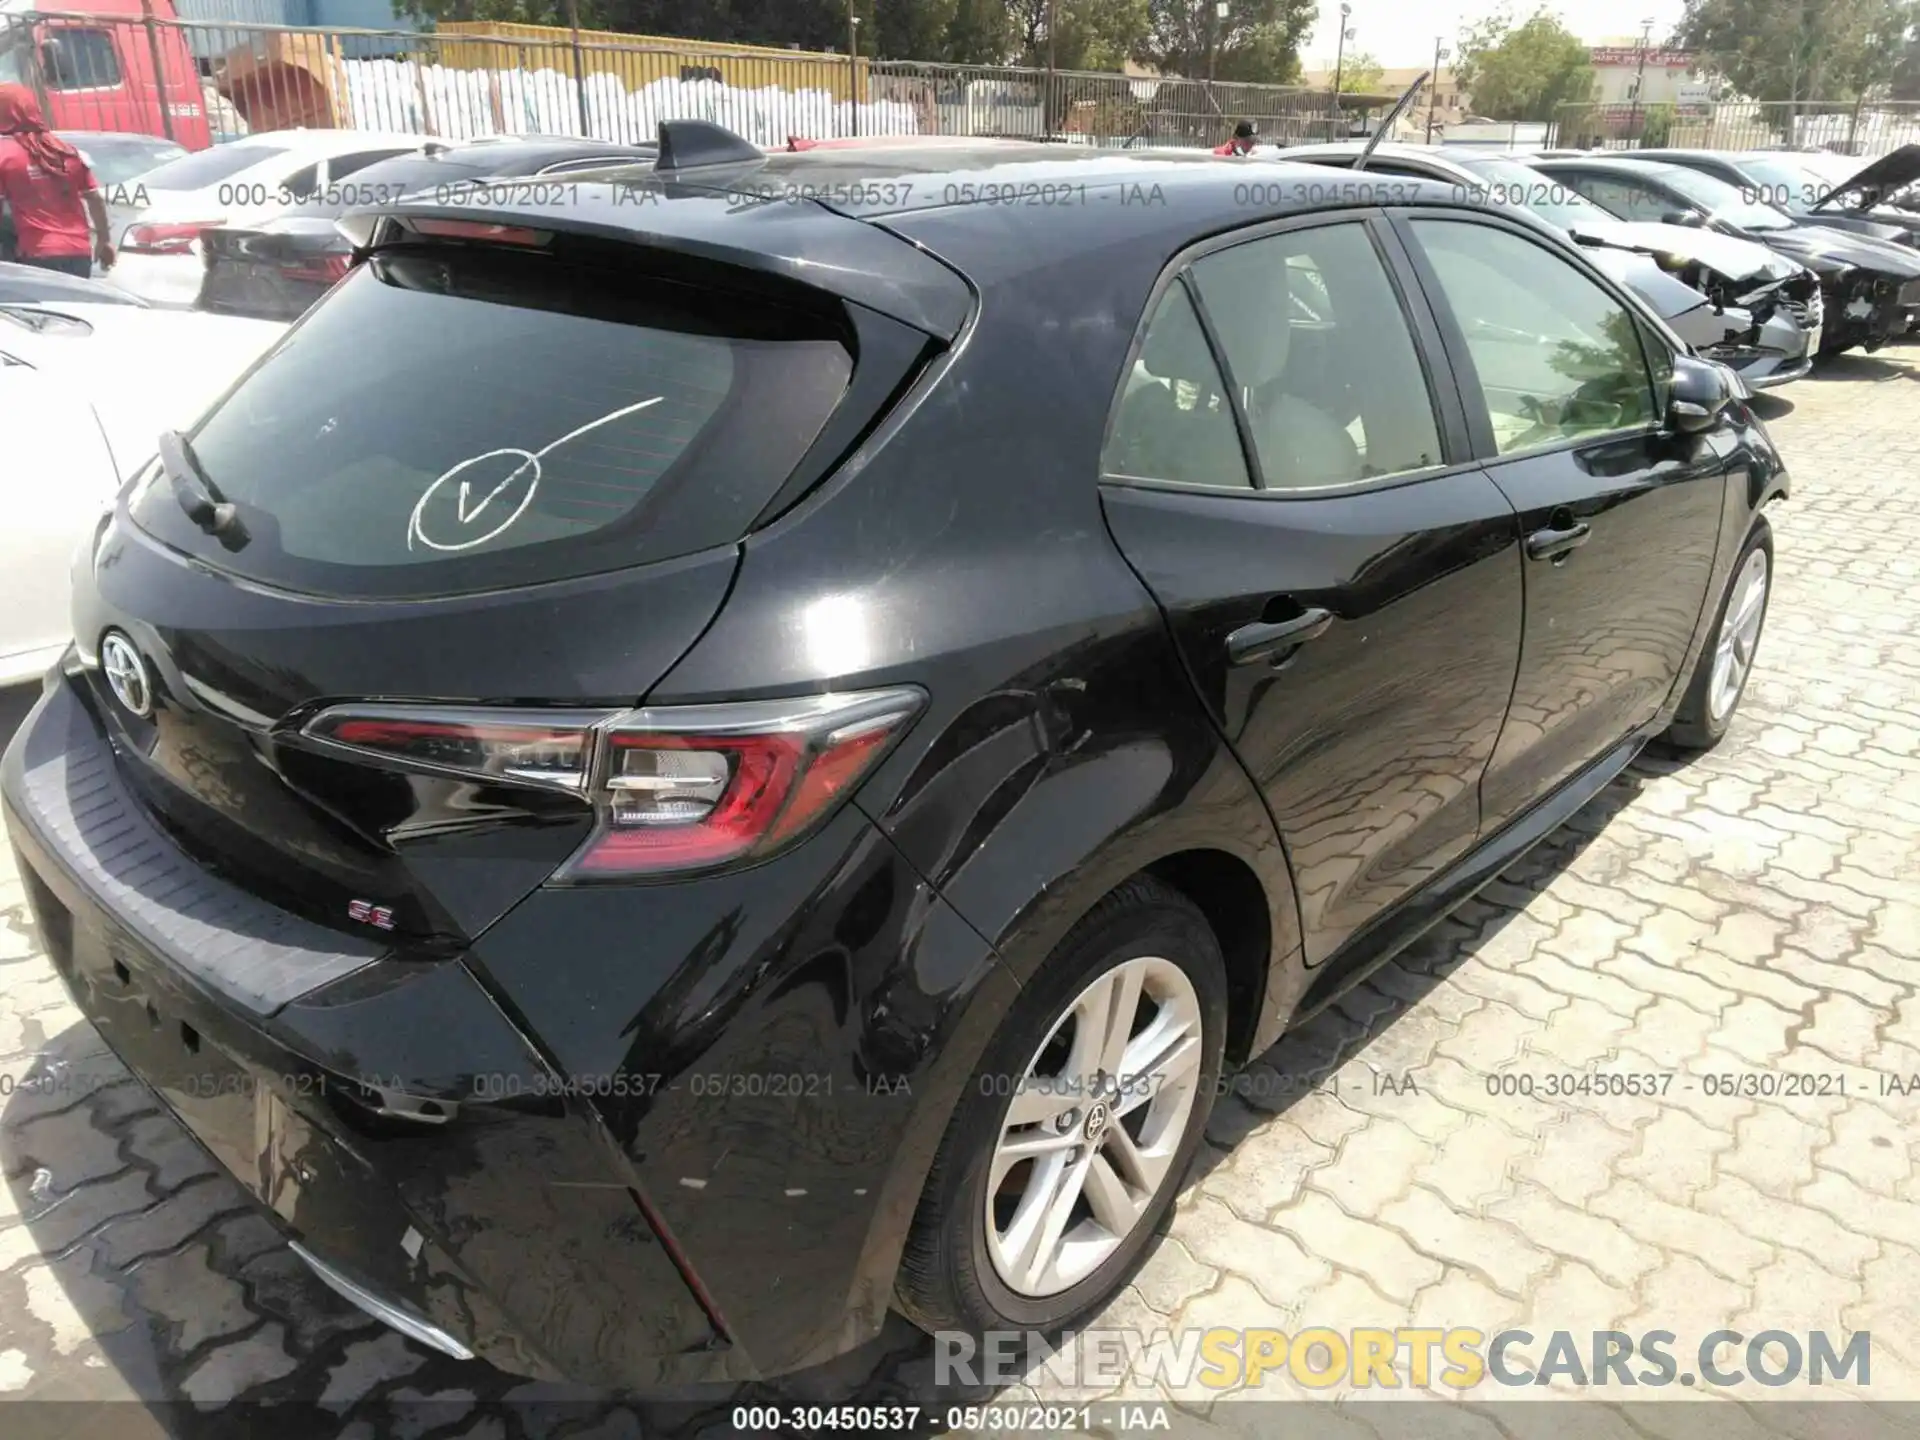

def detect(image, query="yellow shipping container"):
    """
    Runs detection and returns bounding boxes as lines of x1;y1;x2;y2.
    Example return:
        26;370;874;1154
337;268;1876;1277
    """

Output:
434;22;870;104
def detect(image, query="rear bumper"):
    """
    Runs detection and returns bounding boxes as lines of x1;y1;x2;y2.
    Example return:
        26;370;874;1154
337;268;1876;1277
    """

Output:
2;672;729;1386
5;667;1020;1385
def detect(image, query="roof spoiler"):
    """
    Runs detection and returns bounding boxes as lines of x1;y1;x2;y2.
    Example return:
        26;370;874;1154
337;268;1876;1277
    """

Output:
654;119;765;172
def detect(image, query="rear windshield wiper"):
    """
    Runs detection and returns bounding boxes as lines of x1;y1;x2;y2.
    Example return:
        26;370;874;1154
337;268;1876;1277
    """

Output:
158;429;249;550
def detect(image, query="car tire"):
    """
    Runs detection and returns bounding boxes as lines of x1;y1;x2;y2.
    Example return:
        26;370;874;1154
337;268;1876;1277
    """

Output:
895;875;1227;1341
1665;517;1773;751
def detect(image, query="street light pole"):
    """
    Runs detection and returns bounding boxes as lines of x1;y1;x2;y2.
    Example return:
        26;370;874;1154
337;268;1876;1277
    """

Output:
1330;2;1351;137
1629;16;1652;144
1426;36;1448;143
848;10;861;138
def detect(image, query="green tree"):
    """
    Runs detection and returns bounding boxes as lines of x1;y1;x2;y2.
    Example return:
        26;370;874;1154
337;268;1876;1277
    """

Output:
1335;49;1384;93
1675;0;1914;106
1453;6;1595;120
1142;0;1316;83
1011;0;1153;69
943;0;1017;63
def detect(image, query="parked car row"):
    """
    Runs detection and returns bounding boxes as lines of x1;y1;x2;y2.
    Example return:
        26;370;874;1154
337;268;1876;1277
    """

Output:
5;126;1791;1389
1270;140;1920;373
1276;143;1825;387
194;134;659;321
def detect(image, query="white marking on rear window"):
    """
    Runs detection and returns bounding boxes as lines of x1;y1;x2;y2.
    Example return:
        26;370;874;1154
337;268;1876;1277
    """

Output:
406;395;664;553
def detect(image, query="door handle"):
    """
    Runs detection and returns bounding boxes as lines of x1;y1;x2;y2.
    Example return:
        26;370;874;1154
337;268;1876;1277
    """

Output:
1525;520;1592;563
1226;607;1333;666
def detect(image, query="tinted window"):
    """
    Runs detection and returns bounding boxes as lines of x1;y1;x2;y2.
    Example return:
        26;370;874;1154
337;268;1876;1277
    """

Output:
70;136;186;186
277;157;490;219
40;29;119;90
1411;219;1656;455
131;248;854;599
1560;173;1673;223
1191;223;1442;489
280;163;320;201
1649;165;1796;231
1454;157;1616;228
1101;283;1251;490
138;143;291;191
327;149;416;181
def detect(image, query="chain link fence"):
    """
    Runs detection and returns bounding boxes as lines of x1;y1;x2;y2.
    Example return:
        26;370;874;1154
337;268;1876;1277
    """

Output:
1550;99;1920;157
0;11;1366;154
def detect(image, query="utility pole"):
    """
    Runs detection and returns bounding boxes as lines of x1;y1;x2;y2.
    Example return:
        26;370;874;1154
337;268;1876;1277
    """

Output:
848;9;861;138
1330;2;1352;137
1426;35;1448;143
1629;16;1652;145
1045;0;1057;139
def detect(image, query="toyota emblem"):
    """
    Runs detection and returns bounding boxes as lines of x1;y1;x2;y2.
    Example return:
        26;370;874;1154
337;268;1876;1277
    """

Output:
100;632;154;719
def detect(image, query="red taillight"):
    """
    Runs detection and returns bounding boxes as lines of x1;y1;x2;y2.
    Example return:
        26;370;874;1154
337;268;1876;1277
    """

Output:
405;219;553;247
567;689;924;878
299;688;923;879
123;220;222;255
280;254;352;285
303;706;608;791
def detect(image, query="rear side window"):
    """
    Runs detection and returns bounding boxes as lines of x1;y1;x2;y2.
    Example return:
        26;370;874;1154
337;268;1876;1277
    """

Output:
1102;283;1250;490
130;247;853;599
138;144;290;191
1190;223;1442;489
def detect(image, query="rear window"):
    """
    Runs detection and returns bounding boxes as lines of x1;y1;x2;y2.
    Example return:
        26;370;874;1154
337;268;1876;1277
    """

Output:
275;157;490;220
129;246;854;599
138;143;290;191
76;137;188;186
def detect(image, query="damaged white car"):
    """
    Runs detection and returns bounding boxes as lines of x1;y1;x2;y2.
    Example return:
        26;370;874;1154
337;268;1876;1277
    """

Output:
1277;143;1823;388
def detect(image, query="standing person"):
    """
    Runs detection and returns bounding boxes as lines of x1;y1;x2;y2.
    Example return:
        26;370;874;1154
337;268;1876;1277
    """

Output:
1213;120;1258;156
0;84;115;277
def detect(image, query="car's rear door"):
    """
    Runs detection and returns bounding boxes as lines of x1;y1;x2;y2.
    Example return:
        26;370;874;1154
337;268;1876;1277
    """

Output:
1392;209;1726;832
1099;211;1525;968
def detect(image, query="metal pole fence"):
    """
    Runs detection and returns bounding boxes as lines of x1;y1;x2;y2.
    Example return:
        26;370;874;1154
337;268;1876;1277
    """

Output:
0;11;1342;154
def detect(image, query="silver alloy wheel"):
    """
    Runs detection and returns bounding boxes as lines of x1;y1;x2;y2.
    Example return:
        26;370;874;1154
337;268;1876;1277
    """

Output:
1709;547;1770;723
984;954;1204;1298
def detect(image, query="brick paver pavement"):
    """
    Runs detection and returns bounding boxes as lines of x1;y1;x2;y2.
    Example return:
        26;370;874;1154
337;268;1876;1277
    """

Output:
2;354;1918;1436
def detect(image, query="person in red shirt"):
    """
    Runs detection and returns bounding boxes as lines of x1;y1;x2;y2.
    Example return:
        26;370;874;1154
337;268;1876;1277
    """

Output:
0;84;114;277
1213;121;1258;156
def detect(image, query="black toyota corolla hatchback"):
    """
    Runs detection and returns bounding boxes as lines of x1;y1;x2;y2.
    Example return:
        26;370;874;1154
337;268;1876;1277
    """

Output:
4;125;1787;1387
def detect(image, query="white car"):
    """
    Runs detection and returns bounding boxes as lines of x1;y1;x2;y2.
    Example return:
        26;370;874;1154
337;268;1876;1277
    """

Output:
106;129;432;307
0;266;285;687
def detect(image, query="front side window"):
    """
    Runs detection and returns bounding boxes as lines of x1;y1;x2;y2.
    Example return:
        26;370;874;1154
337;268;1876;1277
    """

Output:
39;28;120;90
1102;283;1250;490
1189;222;1442;489
1410;218;1656;456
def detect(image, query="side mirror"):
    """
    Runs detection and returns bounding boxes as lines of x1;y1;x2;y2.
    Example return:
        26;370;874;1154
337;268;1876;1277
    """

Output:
1660;209;1702;227
1668;354;1732;432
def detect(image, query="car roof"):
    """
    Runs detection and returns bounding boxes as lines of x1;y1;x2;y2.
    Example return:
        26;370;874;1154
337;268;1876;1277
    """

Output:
360;143;1545;340
1530;155;1698;182
352;137;657;185
228;129;431;156
561;143;1466;219
56;130;183;147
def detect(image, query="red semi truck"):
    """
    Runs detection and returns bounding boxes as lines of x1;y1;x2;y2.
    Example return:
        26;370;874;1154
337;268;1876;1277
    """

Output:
0;0;214;150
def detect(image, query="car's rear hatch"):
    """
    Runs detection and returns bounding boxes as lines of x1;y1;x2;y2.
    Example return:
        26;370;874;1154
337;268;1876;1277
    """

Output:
71;185;966;952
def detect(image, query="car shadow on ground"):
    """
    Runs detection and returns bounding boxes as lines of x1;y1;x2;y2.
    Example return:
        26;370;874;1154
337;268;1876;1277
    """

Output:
1812;349;1920;383
0;688;1657;1438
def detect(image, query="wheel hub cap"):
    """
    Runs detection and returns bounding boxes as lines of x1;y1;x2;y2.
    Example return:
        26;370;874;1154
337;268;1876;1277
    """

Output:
1709;547;1769;724
983;954;1204;1299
